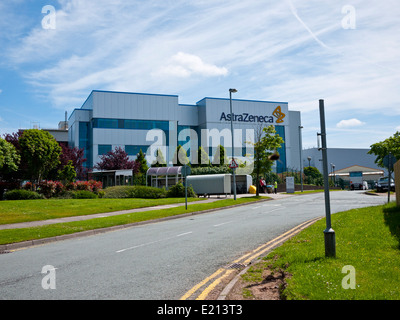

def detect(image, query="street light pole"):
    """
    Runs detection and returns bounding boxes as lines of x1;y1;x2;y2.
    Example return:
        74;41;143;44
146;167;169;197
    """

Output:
319;99;336;258
299;126;304;192
229;88;237;200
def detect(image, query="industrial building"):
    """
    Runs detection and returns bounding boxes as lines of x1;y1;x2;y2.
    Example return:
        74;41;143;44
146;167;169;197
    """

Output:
68;90;303;173
302;147;384;175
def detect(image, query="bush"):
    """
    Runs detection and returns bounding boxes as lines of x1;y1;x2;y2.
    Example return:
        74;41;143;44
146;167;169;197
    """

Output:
22;181;33;191
103;186;167;199
38;180;64;198
133;186;167;199
190;166;231;175
166;183;197;198
4;189;43;200
103;186;133;198
65;180;103;194
71;190;98;199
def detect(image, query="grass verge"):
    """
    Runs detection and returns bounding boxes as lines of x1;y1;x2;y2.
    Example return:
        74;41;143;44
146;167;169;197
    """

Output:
0;196;268;245
0;197;204;225
241;202;400;300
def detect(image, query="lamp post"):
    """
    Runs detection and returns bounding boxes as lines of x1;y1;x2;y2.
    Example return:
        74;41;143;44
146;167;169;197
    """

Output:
299;126;304;192
307;156;311;184
319;99;336;258
229;88;237;200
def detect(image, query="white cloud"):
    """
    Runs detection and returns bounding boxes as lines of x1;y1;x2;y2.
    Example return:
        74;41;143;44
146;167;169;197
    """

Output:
158;52;228;78
336;119;366;128
1;0;400;149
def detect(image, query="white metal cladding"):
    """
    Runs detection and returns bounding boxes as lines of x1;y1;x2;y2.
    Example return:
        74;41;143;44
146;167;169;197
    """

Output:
68;90;302;170
199;98;289;127
177;104;198;126
91;91;179;120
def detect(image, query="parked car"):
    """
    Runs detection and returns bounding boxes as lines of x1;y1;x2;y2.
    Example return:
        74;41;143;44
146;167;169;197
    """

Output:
376;177;395;192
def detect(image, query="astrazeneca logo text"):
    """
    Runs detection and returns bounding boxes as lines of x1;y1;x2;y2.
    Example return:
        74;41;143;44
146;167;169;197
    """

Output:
219;106;285;124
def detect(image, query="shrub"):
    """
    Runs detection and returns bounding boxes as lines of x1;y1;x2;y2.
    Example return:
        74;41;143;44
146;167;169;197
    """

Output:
71;190;98;199
75;181;91;191
22;181;33;191
66;180;103;194
166;183;197;198
103;186;133;198
4;189;43;200
190;166;231;175
88;180;103;194
103;185;167;199
37;180;67;198
133;186;167;199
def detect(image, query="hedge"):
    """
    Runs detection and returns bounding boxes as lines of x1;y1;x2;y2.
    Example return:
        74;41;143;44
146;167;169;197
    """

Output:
4;189;44;200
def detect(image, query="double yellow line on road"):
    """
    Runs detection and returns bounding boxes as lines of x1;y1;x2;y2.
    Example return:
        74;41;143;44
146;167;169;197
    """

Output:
180;216;322;300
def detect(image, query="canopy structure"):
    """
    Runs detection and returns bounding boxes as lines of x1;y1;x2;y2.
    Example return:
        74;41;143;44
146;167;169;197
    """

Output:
146;166;184;189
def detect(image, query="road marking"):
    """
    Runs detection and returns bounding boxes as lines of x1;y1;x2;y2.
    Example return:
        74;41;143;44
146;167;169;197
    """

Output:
180;217;322;300
213;221;234;227
116;231;193;253
252;206;261;210
176;232;193;237
195;269;235;300
179;268;226;300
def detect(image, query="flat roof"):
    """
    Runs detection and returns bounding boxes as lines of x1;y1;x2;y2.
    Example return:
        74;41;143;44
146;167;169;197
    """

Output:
196;97;288;105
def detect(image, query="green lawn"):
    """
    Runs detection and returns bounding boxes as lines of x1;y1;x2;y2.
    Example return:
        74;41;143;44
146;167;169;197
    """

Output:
243;202;400;300
0;196;268;245
0;197;204;225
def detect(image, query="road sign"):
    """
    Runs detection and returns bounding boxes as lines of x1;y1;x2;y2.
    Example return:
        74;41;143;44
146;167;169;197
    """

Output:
229;159;238;169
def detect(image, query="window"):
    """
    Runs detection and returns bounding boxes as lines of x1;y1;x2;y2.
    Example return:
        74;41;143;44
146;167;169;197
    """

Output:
275;125;286;173
94;119;118;129
79;122;92;168
125;145;149;156
98;145;112;155
93;118;169;131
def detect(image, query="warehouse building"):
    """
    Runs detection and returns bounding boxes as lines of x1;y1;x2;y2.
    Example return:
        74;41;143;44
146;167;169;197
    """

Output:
302;147;384;174
68;90;302;173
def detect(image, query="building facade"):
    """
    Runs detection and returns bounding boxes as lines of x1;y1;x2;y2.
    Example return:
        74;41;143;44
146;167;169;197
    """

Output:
68;90;302;173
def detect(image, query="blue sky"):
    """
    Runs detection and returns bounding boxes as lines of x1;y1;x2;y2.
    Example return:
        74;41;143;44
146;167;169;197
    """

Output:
0;0;399;149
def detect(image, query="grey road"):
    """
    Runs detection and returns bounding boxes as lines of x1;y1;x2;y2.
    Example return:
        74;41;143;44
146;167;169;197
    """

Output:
0;191;389;300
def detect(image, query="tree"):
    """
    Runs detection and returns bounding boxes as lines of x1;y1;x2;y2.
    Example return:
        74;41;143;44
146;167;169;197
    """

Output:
304;166;323;185
59;144;87;179
151;148;167;167
368;131;400;168
135;149;149;185
3;130;26;181
95;146;137;171
172;145;189;166
0;138;20;175
19;129;62;183
212;144;228;166
195;146;210;167
303;166;322;179
58;160;76;183
250;125;284;196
